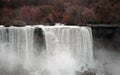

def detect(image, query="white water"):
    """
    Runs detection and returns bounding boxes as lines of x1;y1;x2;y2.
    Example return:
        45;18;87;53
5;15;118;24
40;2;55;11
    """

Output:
0;25;94;75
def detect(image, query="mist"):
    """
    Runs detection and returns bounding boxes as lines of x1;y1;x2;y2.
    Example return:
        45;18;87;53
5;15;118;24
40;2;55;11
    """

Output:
0;47;28;75
93;28;120;75
0;44;79;75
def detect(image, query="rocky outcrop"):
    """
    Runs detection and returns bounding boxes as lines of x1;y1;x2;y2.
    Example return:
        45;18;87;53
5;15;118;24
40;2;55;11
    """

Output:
76;71;96;75
82;71;96;75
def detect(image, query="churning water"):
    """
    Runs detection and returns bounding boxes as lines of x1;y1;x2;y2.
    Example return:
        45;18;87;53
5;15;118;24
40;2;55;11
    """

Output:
0;25;94;75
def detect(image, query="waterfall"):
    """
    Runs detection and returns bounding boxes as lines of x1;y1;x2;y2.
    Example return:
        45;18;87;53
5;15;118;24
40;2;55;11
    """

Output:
0;25;94;75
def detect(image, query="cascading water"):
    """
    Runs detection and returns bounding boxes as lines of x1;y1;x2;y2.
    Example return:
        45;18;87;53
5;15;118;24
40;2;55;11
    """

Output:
0;25;94;75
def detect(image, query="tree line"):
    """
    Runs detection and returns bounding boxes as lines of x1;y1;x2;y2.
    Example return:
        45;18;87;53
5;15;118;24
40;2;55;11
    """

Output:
0;0;120;26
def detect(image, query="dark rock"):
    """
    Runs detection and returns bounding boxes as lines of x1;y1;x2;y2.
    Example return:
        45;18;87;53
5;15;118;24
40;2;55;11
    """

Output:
82;71;96;75
76;70;96;75
11;20;26;27
33;27;46;56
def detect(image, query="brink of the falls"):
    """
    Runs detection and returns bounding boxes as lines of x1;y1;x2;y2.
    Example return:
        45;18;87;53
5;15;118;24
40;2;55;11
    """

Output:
0;25;95;75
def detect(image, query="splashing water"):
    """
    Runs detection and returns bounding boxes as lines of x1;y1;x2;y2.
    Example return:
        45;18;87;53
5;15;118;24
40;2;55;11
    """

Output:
0;25;94;75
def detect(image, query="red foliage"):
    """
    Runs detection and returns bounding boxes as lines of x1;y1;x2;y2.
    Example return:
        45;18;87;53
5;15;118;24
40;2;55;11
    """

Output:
0;0;120;25
61;14;72;24
113;2;120;21
16;6;40;24
63;4;96;24
37;5;60;24
0;8;15;25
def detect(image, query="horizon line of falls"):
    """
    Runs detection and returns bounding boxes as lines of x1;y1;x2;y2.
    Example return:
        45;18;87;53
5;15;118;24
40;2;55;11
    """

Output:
0;25;95;75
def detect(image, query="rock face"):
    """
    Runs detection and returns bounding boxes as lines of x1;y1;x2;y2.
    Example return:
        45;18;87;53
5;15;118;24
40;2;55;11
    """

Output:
82;71;96;75
11;20;26;27
76;71;96;75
